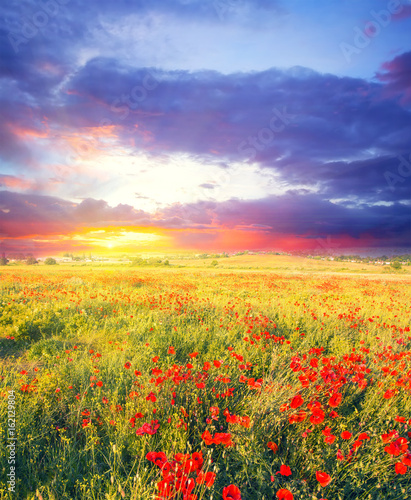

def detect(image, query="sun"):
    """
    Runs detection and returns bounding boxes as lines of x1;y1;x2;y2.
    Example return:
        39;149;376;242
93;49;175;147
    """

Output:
107;243;113;249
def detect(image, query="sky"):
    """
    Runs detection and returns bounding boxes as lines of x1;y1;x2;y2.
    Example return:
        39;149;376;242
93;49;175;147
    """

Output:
0;0;410;256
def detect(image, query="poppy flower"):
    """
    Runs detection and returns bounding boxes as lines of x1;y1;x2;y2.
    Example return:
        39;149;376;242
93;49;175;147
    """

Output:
324;434;336;444
381;430;399;443
267;442;278;453
395;462;407;474
157;478;174;498
223;484;241;500
385;437;408;456
276;489;294;500
136;421;159;435
358;432;370;441
191;451;204;470
276;465;292;476
202;430;214;446
310;408;325;425
214;432;233;447
290;394;304;409
341;431;352;440
316;471;331;487
196;471;216;487
328;393;342;408
124;362;131;369
352;439;363;451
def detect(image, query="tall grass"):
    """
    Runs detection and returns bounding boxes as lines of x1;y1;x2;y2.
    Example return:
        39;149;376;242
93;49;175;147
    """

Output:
0;267;410;499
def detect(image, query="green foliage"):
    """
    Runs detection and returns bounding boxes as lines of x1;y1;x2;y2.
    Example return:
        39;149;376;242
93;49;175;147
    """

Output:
44;257;58;265
0;267;410;499
131;257;171;267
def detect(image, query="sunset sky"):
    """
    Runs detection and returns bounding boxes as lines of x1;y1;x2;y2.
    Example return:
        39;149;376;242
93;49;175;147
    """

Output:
0;0;410;256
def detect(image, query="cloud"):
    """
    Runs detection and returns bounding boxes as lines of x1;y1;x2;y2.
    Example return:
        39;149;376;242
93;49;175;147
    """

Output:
1;190;409;254
376;51;411;104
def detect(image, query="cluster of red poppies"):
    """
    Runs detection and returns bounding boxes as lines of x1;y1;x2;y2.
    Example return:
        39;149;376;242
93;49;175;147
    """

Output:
146;450;216;500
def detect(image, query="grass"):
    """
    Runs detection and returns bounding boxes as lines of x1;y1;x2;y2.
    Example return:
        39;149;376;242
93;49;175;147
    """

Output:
0;263;410;499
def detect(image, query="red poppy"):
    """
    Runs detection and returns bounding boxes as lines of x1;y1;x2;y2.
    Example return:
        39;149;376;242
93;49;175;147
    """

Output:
168;346;175;355
276;464;292;476
381;430;399;443
289;411;307;424
276;489;294;500
352;439;363;451
124;362;131;369
358;432;370;441
310;408;325;425
328;393;342;408
385;437;408;456
316;471;331;487
383;389;395;399
395;462;407;474
290;394;304;409
202;430;214;445
196;471;216;487
136;421;159;435
341;431;352;440
223;484;241;500
214;432;233;447
157;478;174;498
267;441;278;453
189;352;199;358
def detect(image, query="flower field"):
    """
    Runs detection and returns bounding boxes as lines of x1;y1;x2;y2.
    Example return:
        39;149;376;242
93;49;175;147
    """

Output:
0;266;411;500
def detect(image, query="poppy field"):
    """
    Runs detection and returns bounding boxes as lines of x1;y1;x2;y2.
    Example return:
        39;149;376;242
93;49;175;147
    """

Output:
0;266;411;500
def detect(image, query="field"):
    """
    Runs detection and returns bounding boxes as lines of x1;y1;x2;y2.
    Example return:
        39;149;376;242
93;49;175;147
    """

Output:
1;263;411;500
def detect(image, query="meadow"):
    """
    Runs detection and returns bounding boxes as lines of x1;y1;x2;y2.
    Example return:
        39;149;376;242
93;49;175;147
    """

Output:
0;262;410;500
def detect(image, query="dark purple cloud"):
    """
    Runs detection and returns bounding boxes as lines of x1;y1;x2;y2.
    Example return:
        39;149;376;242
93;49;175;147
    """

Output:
376;51;411;104
0;0;410;253
1;190;409;252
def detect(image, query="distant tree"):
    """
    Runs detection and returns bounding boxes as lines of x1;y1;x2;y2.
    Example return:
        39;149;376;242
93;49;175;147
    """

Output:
390;261;402;270
0;254;8;265
131;257;145;266
26;256;38;265
210;260;218;267
44;257;57;265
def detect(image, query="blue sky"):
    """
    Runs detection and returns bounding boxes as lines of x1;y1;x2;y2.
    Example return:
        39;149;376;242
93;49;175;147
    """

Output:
0;0;410;255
